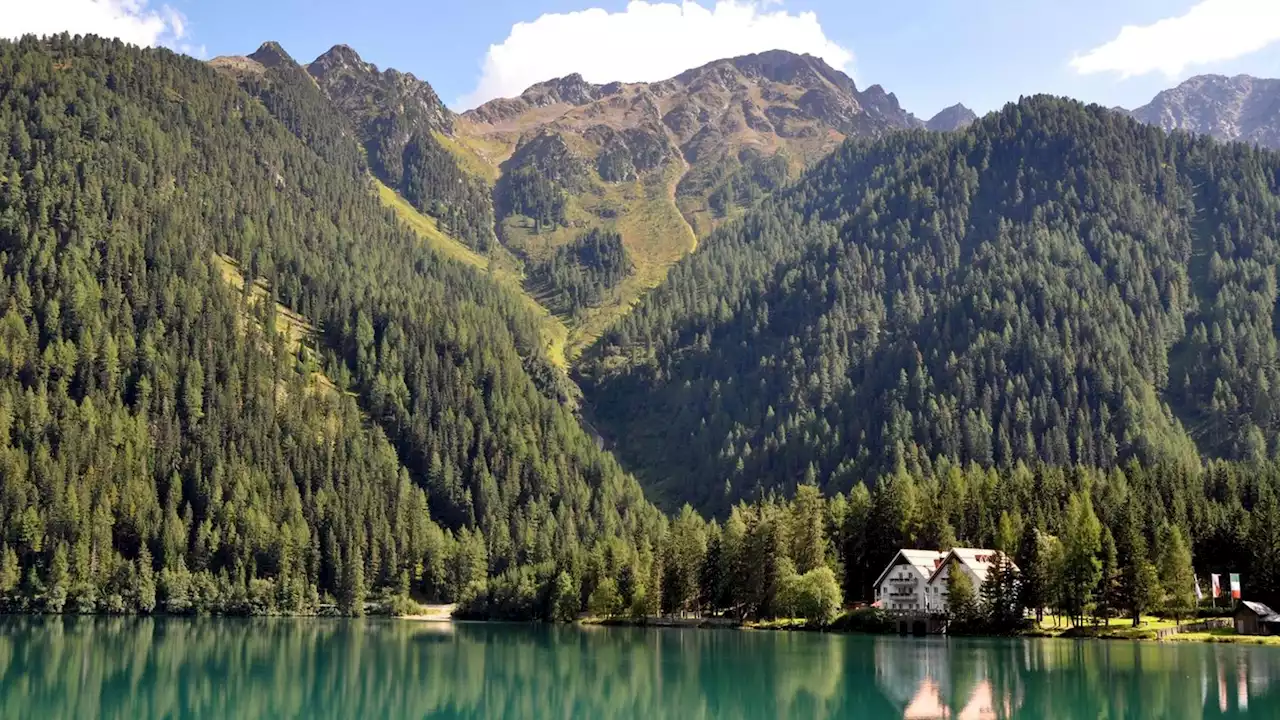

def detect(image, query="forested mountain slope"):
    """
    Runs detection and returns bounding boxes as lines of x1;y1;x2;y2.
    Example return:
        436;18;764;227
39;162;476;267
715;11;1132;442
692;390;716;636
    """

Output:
215;44;952;358
581;96;1280;515
0;34;663;617
211;43;572;369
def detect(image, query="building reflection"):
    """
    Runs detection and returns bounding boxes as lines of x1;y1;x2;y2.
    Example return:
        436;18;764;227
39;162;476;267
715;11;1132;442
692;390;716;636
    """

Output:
874;639;1021;719
874;636;1278;719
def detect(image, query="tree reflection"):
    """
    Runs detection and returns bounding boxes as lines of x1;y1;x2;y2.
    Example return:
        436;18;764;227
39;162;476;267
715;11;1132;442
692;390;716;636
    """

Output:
0;619;1276;718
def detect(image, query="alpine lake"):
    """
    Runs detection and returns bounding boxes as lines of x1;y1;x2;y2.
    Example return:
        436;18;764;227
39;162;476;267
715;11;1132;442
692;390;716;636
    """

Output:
1;616;1278;718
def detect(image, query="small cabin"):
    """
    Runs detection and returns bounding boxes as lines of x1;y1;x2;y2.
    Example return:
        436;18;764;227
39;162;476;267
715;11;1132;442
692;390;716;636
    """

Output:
1234;601;1280;636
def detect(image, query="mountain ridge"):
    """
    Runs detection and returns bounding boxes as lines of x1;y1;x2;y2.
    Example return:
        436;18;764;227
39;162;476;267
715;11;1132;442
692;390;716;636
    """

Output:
453;49;944;354
1127;73;1280;148
580;95;1280;514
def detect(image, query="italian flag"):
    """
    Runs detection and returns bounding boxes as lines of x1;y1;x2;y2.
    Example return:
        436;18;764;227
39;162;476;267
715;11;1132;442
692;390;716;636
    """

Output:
1230;573;1242;600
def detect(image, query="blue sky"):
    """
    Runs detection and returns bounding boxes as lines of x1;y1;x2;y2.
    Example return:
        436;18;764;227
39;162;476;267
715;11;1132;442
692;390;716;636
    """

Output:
7;0;1280;117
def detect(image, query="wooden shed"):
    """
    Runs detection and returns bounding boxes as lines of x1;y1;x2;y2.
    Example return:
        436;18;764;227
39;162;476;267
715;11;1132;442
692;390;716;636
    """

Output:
1234;601;1280;636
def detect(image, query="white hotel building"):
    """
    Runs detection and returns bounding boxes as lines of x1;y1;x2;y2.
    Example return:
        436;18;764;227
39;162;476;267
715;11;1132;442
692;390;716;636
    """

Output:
874;547;1017;615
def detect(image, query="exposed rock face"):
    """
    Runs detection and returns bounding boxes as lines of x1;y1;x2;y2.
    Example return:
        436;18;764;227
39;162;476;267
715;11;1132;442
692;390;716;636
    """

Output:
247;41;294;70
926;103;978;132
462;49;925;189
307;44;454;136
455;49;937;280
1127;74;1280;148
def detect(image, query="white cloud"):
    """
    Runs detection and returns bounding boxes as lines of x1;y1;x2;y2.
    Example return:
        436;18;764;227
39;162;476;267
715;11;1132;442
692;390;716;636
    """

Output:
458;0;853;109
1070;0;1280;78
0;0;194;53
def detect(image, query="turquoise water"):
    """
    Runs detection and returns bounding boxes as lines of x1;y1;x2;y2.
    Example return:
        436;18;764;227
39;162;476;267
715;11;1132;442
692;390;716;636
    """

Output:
0;617;1278;718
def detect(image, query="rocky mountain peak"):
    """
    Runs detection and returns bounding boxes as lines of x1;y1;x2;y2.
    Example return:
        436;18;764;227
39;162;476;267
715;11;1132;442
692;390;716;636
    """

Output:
246;41;296;70
306;44;453;135
926;103;978;132
1128;73;1280;148
856;84;922;129
521;73;606;107
309;44;366;72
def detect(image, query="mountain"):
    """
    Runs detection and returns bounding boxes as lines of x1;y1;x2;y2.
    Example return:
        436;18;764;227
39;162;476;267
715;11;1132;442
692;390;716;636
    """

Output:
0;34;666;618
301;44;498;252
925;103;978;131
580;96;1280;515
307;43;453;134
453;49;926;355
222;44;942;358
1128;74;1280;148
10;36;1280;624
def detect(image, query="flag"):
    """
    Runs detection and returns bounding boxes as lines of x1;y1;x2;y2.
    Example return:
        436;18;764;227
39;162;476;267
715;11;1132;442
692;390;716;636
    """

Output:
1195;575;1203;602
1212;573;1221;598
1230;573;1242;600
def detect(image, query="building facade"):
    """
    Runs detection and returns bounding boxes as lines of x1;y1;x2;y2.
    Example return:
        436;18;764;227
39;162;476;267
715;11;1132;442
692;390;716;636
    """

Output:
1235;601;1280;636
925;548;1017;615
874;547;1018;616
874;550;947;612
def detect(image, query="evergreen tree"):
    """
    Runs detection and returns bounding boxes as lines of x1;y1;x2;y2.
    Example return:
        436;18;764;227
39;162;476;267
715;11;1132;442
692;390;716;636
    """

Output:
1061;494;1102;626
946;562;979;630
1158;524;1196;623
0;545;19;597
136;547;157;614
1249;486;1280;609
1095;527;1120;623
587;577;623;618
341;546;366;617
1017;525;1047;623
551;571;580;623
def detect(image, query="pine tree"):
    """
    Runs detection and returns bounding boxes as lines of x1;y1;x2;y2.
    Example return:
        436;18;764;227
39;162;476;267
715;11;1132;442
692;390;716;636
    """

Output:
1062;493;1102;626
0;545;19;597
1017;525;1047;623
1249;486;1280;608
45;542;70;614
551;571;579;623
588;577;622;618
946;561;979;630
1158;524;1196;623
136;546;157;613
1129;561;1162;627
1096;527;1119;623
341;546;366;617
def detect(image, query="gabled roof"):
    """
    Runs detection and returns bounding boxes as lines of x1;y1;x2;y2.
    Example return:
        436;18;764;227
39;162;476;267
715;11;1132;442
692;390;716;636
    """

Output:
873;549;948;590
1240;601;1280;622
927;548;1019;585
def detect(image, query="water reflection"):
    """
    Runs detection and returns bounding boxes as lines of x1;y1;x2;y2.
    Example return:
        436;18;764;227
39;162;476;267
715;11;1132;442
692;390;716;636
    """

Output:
874;636;1276;719
0;618;1277;718
875;639;1022;719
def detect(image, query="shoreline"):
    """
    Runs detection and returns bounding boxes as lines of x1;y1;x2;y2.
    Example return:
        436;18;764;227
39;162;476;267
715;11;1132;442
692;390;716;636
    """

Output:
6;609;1278;645
573;614;1280;646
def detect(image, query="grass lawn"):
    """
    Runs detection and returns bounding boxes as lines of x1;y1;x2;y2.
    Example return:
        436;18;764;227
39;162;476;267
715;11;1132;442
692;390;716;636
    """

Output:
1028;615;1195;640
1167;627;1280;645
1023;615;1280;643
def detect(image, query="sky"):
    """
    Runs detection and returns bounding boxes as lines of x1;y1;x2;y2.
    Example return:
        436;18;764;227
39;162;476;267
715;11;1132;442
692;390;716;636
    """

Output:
4;0;1280;118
